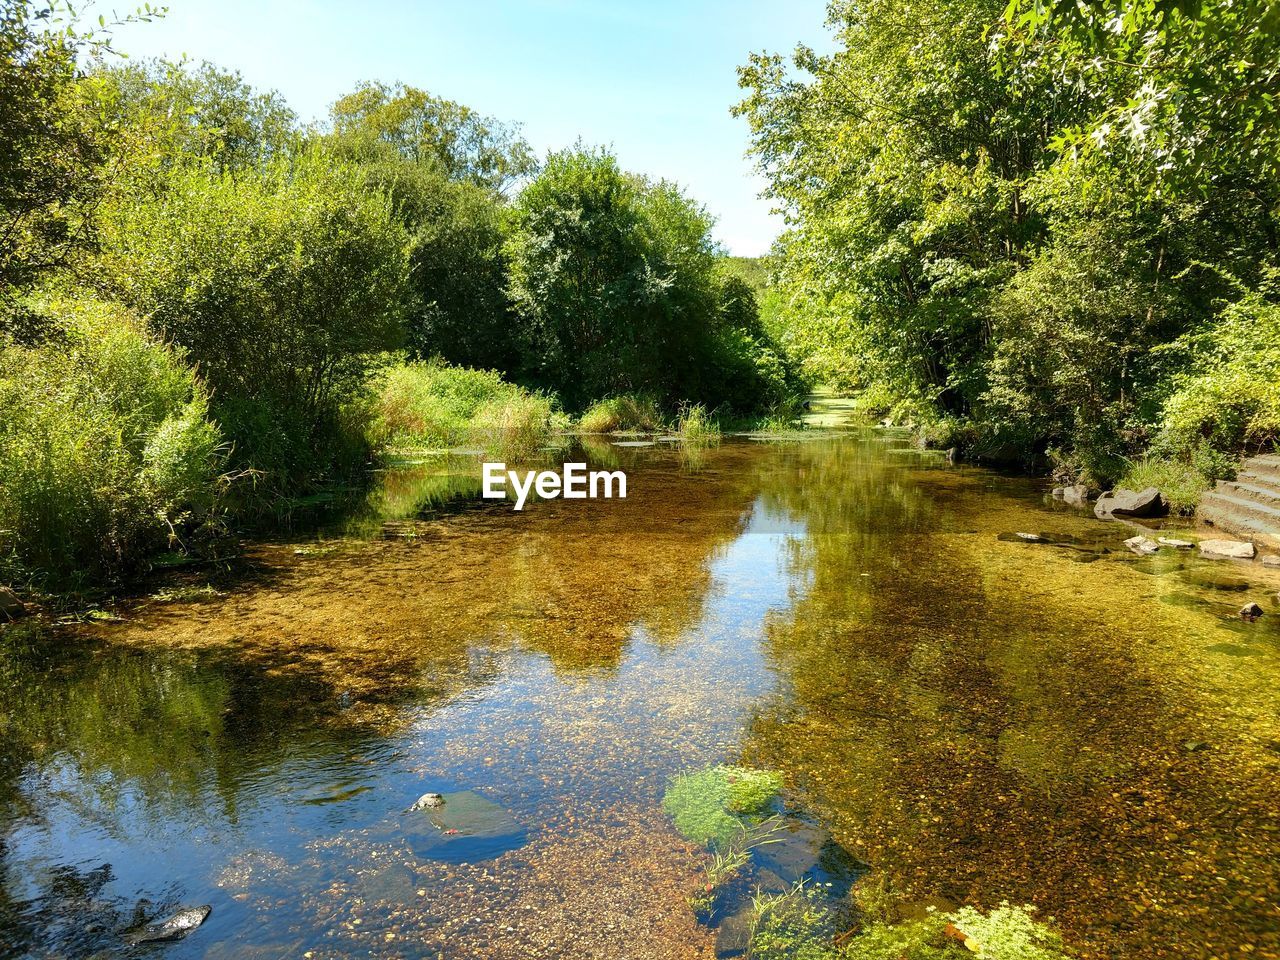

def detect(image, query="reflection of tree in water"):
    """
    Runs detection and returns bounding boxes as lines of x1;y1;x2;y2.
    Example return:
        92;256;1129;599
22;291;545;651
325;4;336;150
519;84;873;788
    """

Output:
738;437;1280;959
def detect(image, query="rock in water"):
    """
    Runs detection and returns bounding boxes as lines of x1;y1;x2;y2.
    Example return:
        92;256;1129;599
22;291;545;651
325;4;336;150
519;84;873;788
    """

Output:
1124;535;1160;555
1094;487;1166;519
1158;537;1195;549
409;792;445;811
124;905;211;945
1062;484;1090;506
1015;532;1044;542
1262;555;1280;568
1240;602;1265;619
1199;538;1256;560
396;790;527;863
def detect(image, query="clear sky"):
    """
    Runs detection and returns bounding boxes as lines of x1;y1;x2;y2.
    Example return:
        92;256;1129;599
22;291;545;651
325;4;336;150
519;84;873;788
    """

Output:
106;1;833;256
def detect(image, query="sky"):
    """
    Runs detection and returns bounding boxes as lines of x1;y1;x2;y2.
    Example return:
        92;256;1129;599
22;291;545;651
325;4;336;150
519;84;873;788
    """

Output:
105;0;833;256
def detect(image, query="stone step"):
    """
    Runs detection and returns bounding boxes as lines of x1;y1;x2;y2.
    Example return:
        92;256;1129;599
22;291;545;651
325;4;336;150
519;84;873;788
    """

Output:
1198;491;1280;550
1242;453;1280;481
1235;470;1280;496
1218;478;1280;506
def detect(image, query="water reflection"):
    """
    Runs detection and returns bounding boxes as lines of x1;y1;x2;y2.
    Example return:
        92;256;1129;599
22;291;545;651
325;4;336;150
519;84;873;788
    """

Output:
1;434;1279;958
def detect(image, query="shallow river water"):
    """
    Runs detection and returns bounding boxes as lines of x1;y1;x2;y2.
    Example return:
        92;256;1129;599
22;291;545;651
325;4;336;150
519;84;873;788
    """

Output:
3;429;1280;959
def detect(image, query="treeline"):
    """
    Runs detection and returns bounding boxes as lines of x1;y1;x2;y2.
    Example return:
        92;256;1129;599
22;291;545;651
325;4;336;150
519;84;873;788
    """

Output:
0;1;800;589
739;0;1280;503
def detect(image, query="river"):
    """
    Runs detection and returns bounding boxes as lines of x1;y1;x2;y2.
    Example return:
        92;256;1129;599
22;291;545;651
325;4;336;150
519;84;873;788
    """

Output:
2;428;1279;959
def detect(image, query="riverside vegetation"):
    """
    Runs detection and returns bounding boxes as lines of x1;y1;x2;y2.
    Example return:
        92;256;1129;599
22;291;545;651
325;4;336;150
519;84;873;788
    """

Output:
0;1;802;592
736;0;1280;504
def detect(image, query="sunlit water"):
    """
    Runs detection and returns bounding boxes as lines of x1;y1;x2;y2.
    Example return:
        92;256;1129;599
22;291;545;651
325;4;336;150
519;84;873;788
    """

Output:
2;431;1280;959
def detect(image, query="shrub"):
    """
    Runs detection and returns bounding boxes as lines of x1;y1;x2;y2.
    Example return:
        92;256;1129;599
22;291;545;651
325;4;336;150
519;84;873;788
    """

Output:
1159;298;1280;458
369;359;559;459
0;297;224;587
577;395;665;434
96;150;410;496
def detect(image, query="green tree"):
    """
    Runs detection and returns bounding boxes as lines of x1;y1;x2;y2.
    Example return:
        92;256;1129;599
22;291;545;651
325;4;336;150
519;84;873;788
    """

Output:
95;151;410;495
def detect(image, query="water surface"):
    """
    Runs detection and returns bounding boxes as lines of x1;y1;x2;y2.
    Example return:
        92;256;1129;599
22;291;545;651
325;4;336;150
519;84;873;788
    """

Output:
2;432;1279;959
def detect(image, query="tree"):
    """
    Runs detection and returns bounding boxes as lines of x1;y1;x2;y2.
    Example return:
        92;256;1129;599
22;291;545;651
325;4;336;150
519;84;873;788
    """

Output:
95;151;410;491
330;82;536;194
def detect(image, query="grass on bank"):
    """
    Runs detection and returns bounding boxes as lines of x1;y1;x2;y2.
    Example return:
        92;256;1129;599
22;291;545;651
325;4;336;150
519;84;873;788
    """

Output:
368;360;565;461
0;298;227;590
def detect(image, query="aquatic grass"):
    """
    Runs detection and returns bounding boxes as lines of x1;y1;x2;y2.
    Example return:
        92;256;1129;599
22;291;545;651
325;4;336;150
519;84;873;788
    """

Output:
577;395;665;434
689;817;788;917
662;764;782;847
674;402;720;444
369;360;561;459
743;883;1070;960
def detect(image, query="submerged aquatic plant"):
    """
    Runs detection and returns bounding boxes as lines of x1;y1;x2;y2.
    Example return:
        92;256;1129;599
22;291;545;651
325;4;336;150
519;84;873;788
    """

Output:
742;884;1071;960
663;764;783;847
945;902;1069;960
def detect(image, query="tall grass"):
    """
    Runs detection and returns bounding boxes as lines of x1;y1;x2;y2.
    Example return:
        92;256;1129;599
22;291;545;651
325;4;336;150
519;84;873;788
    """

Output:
0;297;226;588
368;360;561;461
577;395;665;433
1116;457;1213;515
674;403;720;444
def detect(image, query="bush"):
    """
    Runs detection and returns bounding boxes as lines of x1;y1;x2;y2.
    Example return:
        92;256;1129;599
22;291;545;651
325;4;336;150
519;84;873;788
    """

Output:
1159;298;1280;458
0;297;224;587
369;359;559;460
578;395;665;433
96;150;410;497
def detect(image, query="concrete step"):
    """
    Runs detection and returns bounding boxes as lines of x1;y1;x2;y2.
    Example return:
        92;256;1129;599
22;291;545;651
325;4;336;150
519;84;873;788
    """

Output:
1198;490;1280;550
1218;478;1280;506
1242;453;1280;481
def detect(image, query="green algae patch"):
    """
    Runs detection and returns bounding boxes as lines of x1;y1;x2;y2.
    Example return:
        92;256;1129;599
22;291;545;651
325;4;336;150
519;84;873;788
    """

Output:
663;764;783;847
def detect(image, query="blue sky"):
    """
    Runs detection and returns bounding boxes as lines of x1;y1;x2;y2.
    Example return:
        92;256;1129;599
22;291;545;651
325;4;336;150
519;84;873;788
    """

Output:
106;1;832;255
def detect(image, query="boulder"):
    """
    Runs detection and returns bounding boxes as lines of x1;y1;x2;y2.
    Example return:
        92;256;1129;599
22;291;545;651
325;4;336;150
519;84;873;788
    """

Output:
1062;484;1091;506
1240;602;1264;619
1199;539;1256;560
1094;487;1166;519
1124;535;1160;555
1051;487;1066;499
0;587;23;620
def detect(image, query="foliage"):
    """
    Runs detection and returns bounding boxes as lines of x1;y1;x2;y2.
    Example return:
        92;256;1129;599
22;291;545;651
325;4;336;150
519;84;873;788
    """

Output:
99;58;298;175
998;0;1280;192
0;296;225;587
1158;298;1280;458
577;395;665;434
505;147;800;414
675;403;720;444
1116;457;1211;515
663;764;782;848
330;81;536;193
95;151;410;498
947;902;1070;960
326;83;520;372
748;883;844;960
0;0;123;319
369;359;560;460
739;0;1280;479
